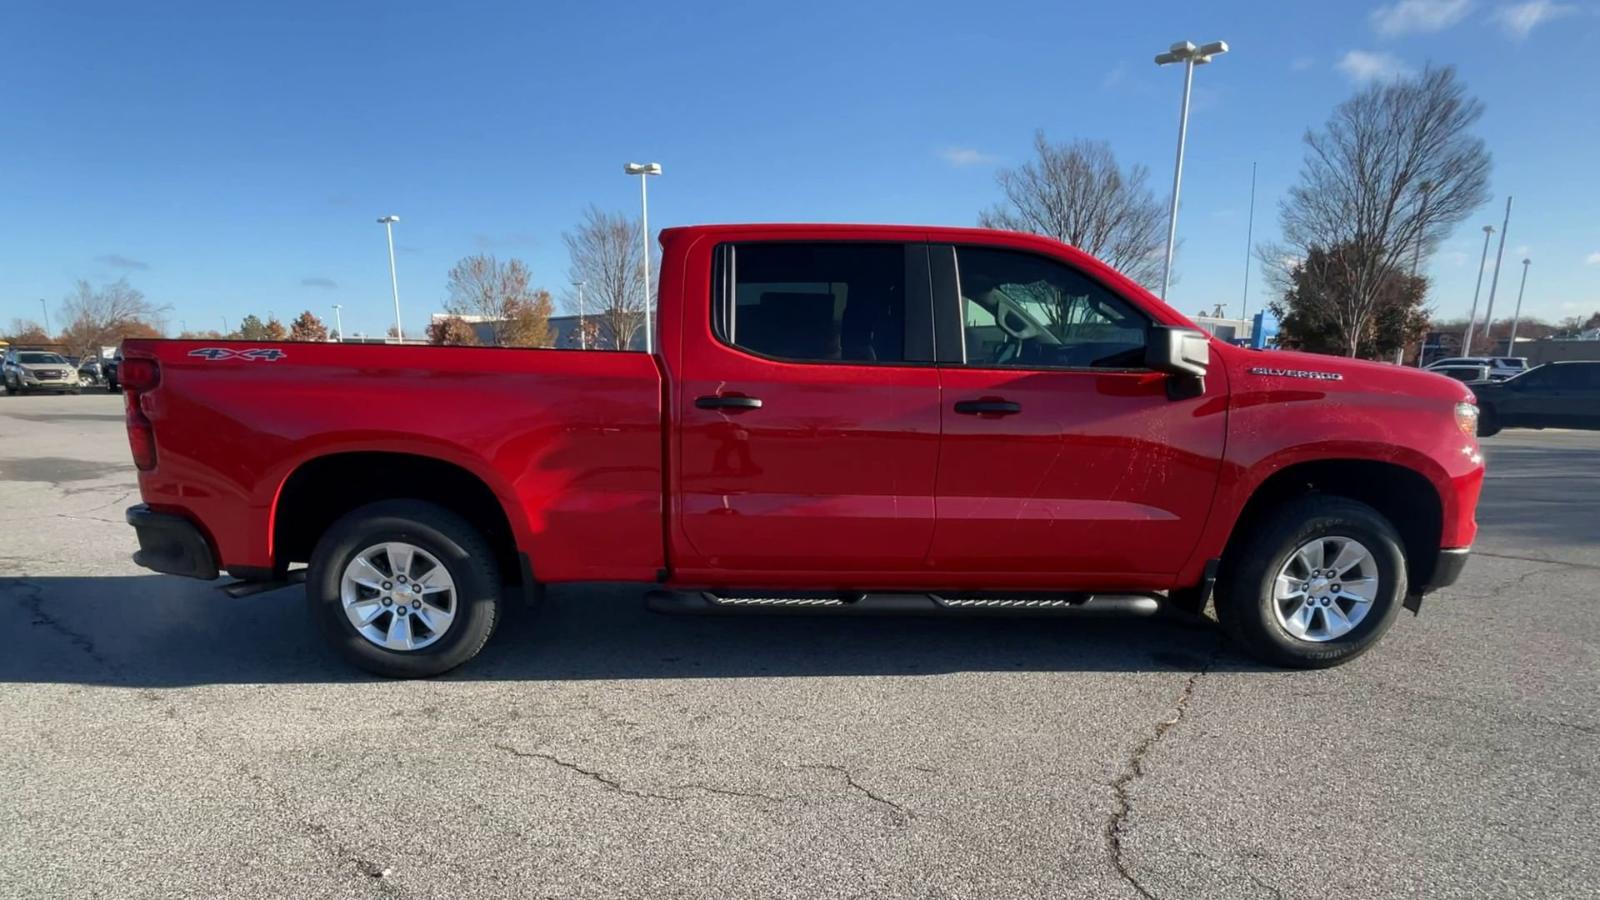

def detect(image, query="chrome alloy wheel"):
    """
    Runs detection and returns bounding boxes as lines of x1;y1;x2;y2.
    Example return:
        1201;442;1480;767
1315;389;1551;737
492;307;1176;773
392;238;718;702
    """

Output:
1272;536;1379;642
340;542;456;651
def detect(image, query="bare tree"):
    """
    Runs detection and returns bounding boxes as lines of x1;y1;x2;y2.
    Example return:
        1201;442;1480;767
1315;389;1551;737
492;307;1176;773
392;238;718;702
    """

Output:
7;320;52;344
1267;65;1491;357
57;278;169;358
979;134;1167;289
444;254;551;347
562;205;654;350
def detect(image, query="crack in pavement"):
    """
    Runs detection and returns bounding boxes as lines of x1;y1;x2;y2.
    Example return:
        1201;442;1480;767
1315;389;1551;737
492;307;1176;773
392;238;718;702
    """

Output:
797;762;920;825
5;577;117;674
1104;640;1224;900
492;743;685;801
1472;550;1600;571
1247;871;1287;900
246;769;399;895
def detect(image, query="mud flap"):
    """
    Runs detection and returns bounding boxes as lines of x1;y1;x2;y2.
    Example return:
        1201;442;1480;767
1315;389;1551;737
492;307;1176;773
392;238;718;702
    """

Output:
1403;592;1423;616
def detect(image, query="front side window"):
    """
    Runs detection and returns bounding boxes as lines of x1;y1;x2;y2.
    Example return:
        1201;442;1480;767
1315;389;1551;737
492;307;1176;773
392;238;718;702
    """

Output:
718;243;907;364
954;246;1148;369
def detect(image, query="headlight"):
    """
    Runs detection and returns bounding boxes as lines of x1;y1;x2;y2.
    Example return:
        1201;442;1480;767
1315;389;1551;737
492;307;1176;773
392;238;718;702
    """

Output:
1454;401;1479;437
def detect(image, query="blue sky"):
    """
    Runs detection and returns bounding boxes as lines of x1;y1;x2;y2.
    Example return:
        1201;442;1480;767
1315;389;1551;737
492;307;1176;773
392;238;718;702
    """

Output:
3;0;1598;338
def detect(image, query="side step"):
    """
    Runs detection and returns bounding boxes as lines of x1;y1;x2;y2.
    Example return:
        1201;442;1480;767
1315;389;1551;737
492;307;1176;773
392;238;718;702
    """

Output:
646;590;1162;617
220;569;306;598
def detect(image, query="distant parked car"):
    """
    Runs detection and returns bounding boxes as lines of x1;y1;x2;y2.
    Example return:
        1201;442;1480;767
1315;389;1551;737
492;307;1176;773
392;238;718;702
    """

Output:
103;353;122;391
1470;361;1600;436
3;349;82;395
1429;364;1493;384
1428;356;1526;381
78;358;105;387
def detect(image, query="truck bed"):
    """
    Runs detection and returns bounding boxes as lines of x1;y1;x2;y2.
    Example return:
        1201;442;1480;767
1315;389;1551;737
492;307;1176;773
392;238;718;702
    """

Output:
123;340;666;581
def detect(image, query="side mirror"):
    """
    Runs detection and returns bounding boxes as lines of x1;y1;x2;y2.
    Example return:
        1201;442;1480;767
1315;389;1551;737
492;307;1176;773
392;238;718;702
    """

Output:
1146;326;1210;399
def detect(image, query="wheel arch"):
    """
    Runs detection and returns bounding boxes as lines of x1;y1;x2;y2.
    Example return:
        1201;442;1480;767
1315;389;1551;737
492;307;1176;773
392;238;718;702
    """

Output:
1219;458;1445;589
270;451;524;587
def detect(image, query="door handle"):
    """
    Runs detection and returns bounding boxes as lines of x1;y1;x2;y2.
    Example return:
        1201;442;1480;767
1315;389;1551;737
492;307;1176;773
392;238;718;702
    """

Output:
696;394;763;411
953;399;1022;416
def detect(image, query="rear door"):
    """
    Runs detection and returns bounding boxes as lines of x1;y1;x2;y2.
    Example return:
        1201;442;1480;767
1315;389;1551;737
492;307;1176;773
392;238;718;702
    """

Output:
927;243;1227;579
674;236;942;576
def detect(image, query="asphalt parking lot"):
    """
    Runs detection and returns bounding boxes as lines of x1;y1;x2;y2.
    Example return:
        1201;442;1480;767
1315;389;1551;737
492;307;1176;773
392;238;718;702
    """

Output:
2;391;1597;900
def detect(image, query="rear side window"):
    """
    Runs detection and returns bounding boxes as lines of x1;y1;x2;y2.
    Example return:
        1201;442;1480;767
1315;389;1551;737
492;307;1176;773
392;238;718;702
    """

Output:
715;243;907;364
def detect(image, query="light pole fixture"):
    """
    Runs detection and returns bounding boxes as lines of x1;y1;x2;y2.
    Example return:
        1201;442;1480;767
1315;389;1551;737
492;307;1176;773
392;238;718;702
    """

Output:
377;215;403;341
1507;259;1531;347
624;162;662;353
1463;224;1494;355
1154;39;1228;301
572;281;587;350
1479;196;1513;354
333;304;344;342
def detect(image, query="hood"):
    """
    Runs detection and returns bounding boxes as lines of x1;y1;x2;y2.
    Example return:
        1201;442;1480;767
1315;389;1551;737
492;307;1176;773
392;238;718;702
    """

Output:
1225;346;1475;403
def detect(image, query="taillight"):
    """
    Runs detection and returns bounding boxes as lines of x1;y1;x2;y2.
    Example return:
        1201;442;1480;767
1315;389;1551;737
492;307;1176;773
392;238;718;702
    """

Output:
123;357;160;470
126;395;157;470
120;357;160;392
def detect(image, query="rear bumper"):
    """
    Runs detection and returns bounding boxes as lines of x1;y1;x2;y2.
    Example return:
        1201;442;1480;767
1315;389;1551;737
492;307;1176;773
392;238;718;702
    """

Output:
126;504;219;580
1418;547;1470;593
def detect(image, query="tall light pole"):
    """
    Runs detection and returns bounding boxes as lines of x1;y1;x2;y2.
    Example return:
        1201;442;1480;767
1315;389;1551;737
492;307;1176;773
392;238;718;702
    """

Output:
332;304;344;342
624;163;662;353
377;215;403;341
572;281;587;349
1507;259;1531;348
1463;225;1494;356
39;299;50;336
1154;39;1228;301
1479;196;1513;355
1240;161;1256;321
1410;181;1435;366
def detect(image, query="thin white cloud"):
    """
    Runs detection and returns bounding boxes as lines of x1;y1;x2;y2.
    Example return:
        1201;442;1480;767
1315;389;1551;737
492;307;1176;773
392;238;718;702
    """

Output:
1371;0;1474;36
1336;49;1411;82
1494;1;1577;39
1290;56;1316;71
1101;63;1127;89
1585;251;1600;266
939;147;998;167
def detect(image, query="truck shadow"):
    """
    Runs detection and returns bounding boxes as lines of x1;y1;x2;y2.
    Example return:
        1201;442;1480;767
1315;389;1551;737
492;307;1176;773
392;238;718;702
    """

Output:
1;575;1251;687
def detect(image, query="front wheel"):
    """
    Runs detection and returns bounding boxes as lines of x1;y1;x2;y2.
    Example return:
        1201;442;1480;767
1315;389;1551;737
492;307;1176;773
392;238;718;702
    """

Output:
1215;496;1407;668
307;499;503;677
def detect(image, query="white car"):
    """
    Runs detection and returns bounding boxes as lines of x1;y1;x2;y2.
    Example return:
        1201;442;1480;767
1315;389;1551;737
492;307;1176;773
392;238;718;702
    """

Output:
1429;363;1493;384
1427;356;1527;381
2;350;82;395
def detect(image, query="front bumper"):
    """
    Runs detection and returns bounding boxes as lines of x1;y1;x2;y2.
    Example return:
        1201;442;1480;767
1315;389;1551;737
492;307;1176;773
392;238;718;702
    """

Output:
126;504;219;580
1418;547;1470;593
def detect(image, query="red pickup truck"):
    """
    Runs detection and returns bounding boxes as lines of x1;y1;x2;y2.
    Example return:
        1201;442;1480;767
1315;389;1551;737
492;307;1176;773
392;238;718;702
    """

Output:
121;224;1483;676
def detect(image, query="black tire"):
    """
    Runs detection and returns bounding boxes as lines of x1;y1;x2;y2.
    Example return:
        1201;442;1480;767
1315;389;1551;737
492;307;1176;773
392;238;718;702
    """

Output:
1477;405;1501;437
308;499;502;678
1215;496;1407;669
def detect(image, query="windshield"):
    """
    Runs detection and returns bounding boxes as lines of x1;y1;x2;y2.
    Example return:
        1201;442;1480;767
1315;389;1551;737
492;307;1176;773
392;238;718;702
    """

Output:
18;352;66;365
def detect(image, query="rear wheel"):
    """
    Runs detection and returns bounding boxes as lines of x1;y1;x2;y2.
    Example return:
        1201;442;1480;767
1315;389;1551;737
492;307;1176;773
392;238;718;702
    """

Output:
307;499;502;677
1215;496;1406;668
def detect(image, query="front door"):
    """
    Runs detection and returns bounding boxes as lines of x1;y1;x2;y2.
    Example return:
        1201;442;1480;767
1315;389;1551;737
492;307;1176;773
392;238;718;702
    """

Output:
928;243;1227;579
675;237;942;576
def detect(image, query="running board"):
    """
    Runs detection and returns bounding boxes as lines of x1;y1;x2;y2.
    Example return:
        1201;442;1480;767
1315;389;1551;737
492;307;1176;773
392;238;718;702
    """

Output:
220;569;306;598
645;590;1163;617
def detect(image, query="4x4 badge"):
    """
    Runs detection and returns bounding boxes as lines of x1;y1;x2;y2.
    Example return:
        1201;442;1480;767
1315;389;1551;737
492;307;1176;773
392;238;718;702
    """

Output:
188;347;286;361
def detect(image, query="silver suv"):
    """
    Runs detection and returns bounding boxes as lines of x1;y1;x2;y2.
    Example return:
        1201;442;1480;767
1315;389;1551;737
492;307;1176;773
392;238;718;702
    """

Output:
3;349;81;395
